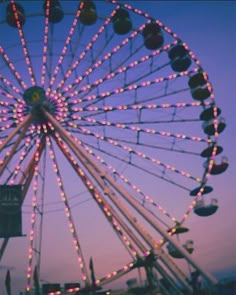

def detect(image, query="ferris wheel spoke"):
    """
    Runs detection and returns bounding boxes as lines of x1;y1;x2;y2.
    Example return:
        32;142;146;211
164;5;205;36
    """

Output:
89;132;200;156
25;142;40;292
68;46;176;111
71;99;206;117
0;105;25;134
0;122;18;138
54;134;141;259
40;0;50;87
66;125;201;157
96;261;134;287
0;99;15;115
0;117;13;133
69;88;194;119
44;25;56;83
0;118;32;178
49;127;162;254
67;116;209;148
47;2;85;92
1;130;37;156
55;7;118;92
66;67;198;108
20;137;46;197
79;140;191;192
4;136;36;185
65;125;203;192
0;1;227;292
70;111;201;128
80;143;179;224
77;142;179;226
46;136;90;287
0;73;23;101
49;112;219;286
54;131;185;235
10;0;37;86
0;113;31;152
61;18;149;97
0;46;27;91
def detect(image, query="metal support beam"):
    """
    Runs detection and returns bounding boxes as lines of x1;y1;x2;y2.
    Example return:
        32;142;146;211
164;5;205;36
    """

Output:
0;118;31;177
54;134;187;293
44;110;218;289
0;114;31;152
45;111;193;292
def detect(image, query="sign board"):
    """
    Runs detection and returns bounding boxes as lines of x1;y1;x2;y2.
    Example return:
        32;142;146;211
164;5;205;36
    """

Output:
0;185;22;238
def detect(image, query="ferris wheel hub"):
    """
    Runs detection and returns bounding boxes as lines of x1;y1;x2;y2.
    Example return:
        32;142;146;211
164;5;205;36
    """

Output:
23;86;47;105
22;86;51;124
22;86;67;127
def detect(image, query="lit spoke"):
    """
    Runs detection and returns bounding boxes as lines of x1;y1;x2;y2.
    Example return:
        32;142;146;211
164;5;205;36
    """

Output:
46;136;90;286
10;0;37;85
47;2;85;92
0;46;27;90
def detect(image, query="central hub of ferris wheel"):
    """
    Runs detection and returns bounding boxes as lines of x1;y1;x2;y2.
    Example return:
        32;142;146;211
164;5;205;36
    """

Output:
23;86;47;106
23;86;53;123
22;86;68;127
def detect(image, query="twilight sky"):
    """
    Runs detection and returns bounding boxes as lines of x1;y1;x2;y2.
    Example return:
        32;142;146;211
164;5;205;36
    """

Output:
0;1;236;294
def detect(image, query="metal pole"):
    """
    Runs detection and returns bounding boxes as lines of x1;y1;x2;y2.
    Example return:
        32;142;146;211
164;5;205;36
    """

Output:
46;111;192;292
0;114;31;152
45;110;218;287
0;119;31;177
55;134;185;294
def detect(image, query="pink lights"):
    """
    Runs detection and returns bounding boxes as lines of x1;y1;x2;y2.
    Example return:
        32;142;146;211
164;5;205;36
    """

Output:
41;0;50;86
46;136;89;285
48;3;85;90
25;140;40;292
10;0;36;86
0;46;27;90
0;2;226;292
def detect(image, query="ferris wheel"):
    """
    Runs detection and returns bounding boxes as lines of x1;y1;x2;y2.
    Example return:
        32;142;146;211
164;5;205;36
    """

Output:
0;0;228;294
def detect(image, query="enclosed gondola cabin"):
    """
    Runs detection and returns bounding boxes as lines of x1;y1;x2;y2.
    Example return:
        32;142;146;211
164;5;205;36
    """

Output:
194;198;218;217
202;117;226;136
168;44;191;72
167;240;194;259
201;145;223;158
188;72;211;101
6;2;25;27
167;225;189;235
200;105;222;121
183;240;194;254
80;0;97;25
190;185;213;197
167;243;184;259
142;22;164;50
112;8;132;35
210;157;229;175
44;0;64;23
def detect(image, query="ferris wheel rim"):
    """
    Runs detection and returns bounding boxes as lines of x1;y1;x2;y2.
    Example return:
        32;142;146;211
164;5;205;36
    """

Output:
0;0;227;293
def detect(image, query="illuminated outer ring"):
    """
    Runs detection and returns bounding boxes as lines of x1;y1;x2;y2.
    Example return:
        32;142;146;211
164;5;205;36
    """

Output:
0;0;226;292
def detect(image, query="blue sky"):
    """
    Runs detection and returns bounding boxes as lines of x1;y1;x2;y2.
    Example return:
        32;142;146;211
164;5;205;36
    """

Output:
0;1;236;294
